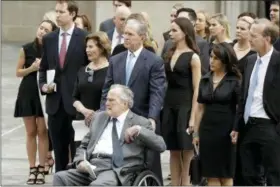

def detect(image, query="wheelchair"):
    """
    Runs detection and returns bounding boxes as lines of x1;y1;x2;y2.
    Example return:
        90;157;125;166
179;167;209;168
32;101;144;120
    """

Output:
120;164;162;186
66;161;162;186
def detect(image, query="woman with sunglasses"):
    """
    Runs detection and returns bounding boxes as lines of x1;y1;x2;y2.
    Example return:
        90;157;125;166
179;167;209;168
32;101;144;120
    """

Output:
72;32;111;144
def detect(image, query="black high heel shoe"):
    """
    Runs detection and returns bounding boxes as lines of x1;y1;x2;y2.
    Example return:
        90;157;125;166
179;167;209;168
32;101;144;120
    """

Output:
36;165;45;184
26;167;37;185
44;155;54;175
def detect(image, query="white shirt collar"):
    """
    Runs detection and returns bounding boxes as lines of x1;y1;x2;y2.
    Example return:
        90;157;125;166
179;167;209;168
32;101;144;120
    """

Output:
128;45;143;58
112;109;129;124
257;47;274;63
59;23;75;36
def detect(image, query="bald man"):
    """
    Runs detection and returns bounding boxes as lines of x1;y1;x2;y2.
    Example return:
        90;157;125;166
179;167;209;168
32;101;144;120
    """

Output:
106;6;131;53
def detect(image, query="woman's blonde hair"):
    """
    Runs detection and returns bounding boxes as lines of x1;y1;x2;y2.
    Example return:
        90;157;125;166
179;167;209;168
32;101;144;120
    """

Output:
210;13;231;39
85;32;111;59
140;12;158;51
43;10;57;26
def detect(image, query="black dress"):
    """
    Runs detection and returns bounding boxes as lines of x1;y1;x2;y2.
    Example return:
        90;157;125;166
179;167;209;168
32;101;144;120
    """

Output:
161;52;194;150
14;42;44;117
72;65;108;120
198;72;240;178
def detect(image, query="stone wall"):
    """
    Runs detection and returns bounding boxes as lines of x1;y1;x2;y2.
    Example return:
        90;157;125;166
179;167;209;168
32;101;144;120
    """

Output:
2;1;96;42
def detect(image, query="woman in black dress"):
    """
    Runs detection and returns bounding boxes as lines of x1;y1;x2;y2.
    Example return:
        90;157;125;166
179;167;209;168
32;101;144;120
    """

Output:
161;17;202;186
72;32;110;142
14;20;57;185
193;43;241;186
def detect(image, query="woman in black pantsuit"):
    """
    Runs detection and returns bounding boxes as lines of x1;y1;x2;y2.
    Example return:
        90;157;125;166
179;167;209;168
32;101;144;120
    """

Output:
193;43;241;186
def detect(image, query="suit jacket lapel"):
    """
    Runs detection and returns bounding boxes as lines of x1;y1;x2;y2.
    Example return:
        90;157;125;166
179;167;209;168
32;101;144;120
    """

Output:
264;50;278;90
128;49;147;86
87;114;110;154
120;111;134;145
119;52;127;85
62;27;79;70
53;30;60;69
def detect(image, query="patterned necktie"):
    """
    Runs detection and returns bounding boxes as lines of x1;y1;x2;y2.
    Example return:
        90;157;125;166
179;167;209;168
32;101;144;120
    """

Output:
244;58;262;123
111;118;123;167
125;53;135;85
59;32;67;68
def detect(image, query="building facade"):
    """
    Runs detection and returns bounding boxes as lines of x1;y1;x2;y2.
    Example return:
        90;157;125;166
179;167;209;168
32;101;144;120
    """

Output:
2;1;264;47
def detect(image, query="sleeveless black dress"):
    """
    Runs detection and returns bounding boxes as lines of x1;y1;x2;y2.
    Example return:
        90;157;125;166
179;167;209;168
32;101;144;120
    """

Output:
161;52;194;150
14;42;44;117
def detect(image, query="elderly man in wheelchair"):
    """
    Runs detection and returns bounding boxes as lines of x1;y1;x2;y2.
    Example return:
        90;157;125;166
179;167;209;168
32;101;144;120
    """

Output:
53;84;166;186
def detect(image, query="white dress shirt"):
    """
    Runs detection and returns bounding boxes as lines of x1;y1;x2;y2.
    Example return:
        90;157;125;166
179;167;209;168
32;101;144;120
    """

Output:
93;110;129;155
111;28;124;53
249;47;273;119
58;23;75;53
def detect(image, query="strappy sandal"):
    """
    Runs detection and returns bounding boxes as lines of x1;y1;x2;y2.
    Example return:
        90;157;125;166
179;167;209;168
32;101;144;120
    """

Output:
44;155;54;175
26;167;37;185
36;165;45;185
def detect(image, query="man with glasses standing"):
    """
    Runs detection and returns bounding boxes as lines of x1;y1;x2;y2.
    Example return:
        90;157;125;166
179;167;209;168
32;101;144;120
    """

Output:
99;0;132;33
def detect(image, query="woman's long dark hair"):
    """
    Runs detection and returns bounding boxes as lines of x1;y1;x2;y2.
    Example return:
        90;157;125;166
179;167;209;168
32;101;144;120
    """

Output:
165;17;200;62
33;20;58;55
212;42;242;79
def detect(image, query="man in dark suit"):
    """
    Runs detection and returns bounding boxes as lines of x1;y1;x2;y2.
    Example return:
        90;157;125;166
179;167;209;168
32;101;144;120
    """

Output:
39;0;88;172
100;18;166;184
161;8;210;75
231;18;280;186
106;6;131;53
99;0;132;33
53;84;166;186
269;0;279;26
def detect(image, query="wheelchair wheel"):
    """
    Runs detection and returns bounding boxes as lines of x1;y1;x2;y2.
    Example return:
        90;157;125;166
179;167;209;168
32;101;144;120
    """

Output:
132;170;162;186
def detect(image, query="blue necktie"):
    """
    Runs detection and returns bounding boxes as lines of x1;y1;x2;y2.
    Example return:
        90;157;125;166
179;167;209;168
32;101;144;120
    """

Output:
111;118;123;167
244;58;262;123
125;53;135;85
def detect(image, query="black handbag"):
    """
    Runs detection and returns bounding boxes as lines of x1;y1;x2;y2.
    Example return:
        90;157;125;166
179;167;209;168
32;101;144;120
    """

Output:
189;144;202;185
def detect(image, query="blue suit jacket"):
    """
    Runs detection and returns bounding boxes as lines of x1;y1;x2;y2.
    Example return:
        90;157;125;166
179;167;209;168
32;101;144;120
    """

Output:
100;48;167;120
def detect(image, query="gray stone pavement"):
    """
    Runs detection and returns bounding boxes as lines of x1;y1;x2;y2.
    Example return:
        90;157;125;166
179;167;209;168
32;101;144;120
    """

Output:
1;43;170;186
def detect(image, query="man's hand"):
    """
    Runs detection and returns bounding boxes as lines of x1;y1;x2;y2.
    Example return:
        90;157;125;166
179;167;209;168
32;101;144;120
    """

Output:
124;125;141;144
76;161;88;173
230;131;239;144
148;118;156;131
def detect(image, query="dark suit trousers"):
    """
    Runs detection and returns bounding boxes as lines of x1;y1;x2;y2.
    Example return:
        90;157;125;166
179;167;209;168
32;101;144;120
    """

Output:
146;121;163;185
48;101;74;172
240;117;280;186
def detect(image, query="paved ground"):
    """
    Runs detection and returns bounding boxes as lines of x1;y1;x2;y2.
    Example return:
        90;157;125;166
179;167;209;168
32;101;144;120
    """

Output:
1;43;170;186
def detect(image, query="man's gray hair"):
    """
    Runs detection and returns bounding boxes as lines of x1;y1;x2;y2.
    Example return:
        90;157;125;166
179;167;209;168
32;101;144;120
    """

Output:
125;19;147;36
110;84;134;108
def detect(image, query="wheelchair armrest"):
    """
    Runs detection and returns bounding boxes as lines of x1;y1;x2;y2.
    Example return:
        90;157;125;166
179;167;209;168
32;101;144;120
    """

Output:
120;165;145;176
